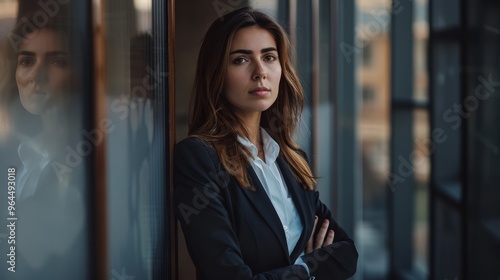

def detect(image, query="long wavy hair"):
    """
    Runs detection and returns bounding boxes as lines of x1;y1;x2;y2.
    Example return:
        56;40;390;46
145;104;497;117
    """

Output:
189;7;315;190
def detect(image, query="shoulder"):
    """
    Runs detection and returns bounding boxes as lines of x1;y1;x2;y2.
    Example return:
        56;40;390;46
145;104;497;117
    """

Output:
174;137;220;168
175;137;213;153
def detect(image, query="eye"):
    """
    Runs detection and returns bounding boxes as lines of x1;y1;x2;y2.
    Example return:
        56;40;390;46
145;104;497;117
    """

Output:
232;57;248;64
50;57;69;67
263;54;278;62
17;57;34;66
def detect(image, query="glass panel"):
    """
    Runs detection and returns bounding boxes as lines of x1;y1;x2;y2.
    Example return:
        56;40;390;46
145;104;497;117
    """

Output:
465;0;500;278
294;0;313;155
431;40;462;199
356;0;391;278
316;0;335;210
433;199;462;279
0;1;90;278
249;0;278;19
413;0;429;277
414;0;428;103
104;0;169;279
412;108;429;277
430;0;460;30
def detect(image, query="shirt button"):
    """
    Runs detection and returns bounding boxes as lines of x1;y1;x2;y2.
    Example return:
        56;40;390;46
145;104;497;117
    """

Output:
283;225;288;231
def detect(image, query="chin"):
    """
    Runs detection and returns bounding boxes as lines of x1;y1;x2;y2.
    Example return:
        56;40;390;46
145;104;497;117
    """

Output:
255;101;276;111
21;102;45;115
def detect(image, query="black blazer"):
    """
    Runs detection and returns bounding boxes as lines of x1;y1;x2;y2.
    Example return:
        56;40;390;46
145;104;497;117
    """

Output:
174;138;358;280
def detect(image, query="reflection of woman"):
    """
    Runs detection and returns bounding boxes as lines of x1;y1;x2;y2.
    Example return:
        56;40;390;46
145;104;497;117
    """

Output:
1;13;86;279
13;20;76;199
174;8;358;279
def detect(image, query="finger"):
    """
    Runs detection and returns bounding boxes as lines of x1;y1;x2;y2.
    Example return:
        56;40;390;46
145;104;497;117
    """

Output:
323;229;335;246
314;219;330;250
306;216;318;253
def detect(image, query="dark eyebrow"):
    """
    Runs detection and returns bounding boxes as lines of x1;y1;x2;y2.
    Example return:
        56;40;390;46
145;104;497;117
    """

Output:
17;51;35;56
229;47;278;55
46;51;68;56
229;49;252;55
261;47;278;53
17;50;68;57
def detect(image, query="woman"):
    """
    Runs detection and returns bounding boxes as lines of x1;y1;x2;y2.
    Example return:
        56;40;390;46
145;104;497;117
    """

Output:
174;7;358;279
0;10;79;191
0;12;87;279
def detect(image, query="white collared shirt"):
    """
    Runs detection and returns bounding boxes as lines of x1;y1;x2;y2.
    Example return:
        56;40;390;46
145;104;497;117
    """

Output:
17;142;51;201
237;128;307;268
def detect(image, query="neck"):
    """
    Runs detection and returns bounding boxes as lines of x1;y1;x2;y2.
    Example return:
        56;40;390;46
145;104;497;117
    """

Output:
235;111;266;162
236;111;262;146
38;107;70;156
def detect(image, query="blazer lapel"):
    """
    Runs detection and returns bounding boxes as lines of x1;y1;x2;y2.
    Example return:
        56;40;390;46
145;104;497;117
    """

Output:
241;166;290;259
276;156;315;262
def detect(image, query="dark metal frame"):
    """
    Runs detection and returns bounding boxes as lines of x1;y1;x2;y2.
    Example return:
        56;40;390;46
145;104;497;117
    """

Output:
429;0;465;278
332;0;357;241
388;0;416;277
152;0;174;279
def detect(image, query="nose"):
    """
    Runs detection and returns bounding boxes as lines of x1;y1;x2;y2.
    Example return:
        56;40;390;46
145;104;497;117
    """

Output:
31;63;48;84
252;62;267;81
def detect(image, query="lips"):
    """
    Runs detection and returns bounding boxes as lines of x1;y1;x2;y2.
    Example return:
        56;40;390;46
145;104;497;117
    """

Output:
23;88;48;101
249;87;271;96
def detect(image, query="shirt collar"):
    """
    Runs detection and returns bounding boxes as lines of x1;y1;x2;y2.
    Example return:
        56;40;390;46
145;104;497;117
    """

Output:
237;128;280;164
17;141;50;170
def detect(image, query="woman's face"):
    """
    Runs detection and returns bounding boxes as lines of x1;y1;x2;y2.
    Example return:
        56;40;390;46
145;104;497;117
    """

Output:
224;26;282;118
16;28;71;115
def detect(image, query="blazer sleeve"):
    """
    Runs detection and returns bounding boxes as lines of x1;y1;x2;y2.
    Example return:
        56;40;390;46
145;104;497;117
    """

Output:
174;138;310;280
301;191;359;279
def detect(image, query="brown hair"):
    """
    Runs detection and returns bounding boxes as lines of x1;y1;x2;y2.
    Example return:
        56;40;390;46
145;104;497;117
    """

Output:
189;7;316;190
0;12;72;136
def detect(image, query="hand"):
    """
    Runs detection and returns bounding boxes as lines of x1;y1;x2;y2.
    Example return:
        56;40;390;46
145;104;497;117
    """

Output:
305;216;335;254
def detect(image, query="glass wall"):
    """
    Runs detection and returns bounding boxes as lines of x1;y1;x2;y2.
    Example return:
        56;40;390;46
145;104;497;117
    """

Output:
356;0;431;278
430;0;500;278
0;0;172;279
0;1;90;278
356;0;391;278
413;0;429;276
104;0;171;279
464;0;500;277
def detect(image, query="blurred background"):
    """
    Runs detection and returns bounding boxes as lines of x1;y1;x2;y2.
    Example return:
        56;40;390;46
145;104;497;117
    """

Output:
0;0;499;279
